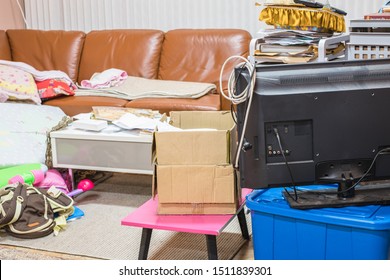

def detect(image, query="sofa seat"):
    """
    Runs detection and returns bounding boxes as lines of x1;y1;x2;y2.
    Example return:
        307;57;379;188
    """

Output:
44;96;128;116
125;93;221;115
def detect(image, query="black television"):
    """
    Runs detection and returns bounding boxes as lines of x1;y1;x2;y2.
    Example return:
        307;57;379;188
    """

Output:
235;59;390;209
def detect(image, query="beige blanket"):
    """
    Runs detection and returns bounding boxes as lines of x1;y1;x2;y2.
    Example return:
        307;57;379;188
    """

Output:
75;76;216;99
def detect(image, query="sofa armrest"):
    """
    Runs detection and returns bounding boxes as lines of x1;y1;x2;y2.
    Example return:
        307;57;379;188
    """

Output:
0;30;11;60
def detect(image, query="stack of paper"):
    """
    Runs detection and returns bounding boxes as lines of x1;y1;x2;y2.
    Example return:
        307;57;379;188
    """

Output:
254;29;318;63
112;113;181;133
253;29;345;64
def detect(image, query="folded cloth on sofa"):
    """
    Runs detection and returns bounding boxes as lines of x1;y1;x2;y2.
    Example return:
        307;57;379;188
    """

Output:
79;68;128;89
74;76;216;100
0;60;74;86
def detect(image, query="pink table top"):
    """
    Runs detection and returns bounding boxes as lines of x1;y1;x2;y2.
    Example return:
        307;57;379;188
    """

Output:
121;188;252;236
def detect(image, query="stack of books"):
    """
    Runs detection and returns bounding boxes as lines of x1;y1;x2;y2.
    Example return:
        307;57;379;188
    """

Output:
364;1;390;19
364;13;390;20
253;28;347;64
364;8;390;20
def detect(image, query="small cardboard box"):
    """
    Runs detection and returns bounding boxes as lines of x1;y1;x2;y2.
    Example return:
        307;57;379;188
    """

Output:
152;111;240;214
155;164;240;214
154;111;236;165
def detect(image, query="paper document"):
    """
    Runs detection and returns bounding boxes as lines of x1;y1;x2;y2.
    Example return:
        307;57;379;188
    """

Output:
113;113;181;132
72;113;93;120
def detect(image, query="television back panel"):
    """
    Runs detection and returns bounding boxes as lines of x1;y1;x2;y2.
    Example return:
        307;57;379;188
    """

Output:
237;59;390;189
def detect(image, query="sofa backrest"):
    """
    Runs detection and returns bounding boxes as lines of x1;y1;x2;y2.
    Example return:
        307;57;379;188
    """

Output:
77;29;165;83
158;29;251;110
6;30;85;82
0;30;11;60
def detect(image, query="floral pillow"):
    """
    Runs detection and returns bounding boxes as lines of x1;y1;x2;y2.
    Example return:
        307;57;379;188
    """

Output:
0;64;41;104
36;78;76;101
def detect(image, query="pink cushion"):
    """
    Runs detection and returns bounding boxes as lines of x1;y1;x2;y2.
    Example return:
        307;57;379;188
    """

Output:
35;169;69;193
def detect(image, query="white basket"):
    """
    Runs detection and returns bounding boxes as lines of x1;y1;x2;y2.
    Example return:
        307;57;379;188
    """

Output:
348;19;390;60
317;34;349;62
348;43;390;60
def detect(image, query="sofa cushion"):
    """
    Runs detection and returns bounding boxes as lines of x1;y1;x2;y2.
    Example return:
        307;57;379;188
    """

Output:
158;29;251;110
0;30;11;60
6;29;85;83
125;93;221;115
43;96;128;117
78;29;164;83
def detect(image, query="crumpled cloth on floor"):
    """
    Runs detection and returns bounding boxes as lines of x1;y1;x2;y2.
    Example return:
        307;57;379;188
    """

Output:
79;68;128;89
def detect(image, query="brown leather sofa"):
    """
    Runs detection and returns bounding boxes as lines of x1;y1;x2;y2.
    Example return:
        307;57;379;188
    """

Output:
0;29;251;116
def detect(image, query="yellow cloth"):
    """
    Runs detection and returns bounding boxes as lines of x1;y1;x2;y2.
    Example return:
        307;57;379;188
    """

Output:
259;6;346;33
53;207;74;236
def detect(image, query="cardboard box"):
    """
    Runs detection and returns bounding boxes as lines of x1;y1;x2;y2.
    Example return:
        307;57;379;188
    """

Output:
155;164;239;214
154;111;236;165
152;111;240;214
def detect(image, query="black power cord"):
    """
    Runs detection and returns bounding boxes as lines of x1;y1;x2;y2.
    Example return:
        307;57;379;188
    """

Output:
303;147;390;196
274;125;390;199
273;127;298;201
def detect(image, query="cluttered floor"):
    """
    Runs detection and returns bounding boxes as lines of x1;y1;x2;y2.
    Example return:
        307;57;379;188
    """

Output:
0;172;254;260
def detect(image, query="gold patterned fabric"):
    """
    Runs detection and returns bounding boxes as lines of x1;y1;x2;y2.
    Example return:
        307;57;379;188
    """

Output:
259;6;346;33
45;115;73;169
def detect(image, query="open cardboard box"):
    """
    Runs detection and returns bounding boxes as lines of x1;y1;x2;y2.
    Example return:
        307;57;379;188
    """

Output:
152;111;241;214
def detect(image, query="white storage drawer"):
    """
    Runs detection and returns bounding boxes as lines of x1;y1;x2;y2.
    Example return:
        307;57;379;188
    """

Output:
50;126;153;174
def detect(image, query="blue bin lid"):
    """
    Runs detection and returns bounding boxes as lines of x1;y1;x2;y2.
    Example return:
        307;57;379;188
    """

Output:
246;185;390;231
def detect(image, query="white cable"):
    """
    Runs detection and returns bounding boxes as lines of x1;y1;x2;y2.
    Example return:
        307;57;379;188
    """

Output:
16;0;30;29
219;55;255;104
219;55;256;168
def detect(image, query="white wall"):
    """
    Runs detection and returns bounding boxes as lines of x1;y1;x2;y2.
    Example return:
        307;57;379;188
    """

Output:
0;0;26;29
330;0;386;30
24;0;386;35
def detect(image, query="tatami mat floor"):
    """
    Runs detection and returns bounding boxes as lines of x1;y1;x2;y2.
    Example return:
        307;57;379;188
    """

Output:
0;239;254;260
233;239;254;260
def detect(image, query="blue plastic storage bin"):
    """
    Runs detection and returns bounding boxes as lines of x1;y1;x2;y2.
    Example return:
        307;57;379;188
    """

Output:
246;186;390;260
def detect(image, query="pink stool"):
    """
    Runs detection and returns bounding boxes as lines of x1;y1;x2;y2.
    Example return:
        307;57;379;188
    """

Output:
121;188;252;260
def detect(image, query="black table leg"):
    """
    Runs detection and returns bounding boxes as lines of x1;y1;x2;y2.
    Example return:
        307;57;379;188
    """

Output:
138;228;153;260
237;208;250;240
206;234;218;260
